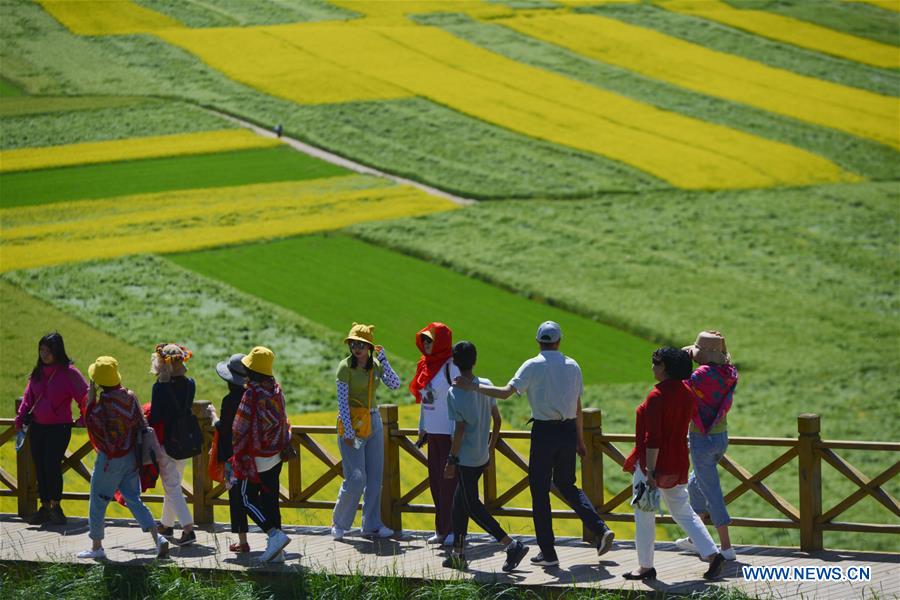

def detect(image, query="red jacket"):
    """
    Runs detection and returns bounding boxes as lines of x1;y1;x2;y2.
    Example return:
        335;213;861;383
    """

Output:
624;379;697;489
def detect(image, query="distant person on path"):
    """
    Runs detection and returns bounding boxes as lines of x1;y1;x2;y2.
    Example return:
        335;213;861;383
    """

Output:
206;353;250;554
410;322;460;546
231;346;293;563
78;356;169;560
676;331;738;561
441;341;529;572
454;321;614;567
149;343;197;546
332;323;402;541
15;332;88;526
623;347;725;581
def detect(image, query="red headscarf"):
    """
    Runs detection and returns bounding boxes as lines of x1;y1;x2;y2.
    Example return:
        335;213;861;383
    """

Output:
409;322;453;403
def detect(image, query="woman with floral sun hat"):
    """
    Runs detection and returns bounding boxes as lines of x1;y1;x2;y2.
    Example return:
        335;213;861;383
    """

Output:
332;323;402;541
148;343;197;547
231;346;292;563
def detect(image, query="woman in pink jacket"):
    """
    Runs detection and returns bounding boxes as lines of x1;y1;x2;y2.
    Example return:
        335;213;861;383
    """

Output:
15;333;89;525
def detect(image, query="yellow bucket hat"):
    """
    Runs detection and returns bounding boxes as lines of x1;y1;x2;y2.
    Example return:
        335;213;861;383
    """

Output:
344;322;375;347
241;346;275;376
88;356;121;387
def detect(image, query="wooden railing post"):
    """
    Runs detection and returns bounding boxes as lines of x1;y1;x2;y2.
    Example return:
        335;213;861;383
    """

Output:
798;413;823;552
191;401;214;526
582;408;604;543
15;399;38;518
380;404;402;532
484;436;497;509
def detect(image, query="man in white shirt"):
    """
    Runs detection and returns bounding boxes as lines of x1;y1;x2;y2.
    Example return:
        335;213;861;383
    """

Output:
455;321;614;567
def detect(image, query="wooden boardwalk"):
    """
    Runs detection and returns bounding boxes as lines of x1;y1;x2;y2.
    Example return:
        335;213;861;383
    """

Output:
1;516;897;599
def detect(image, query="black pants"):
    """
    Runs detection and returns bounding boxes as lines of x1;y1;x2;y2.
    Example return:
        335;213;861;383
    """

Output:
239;461;282;533
529;420;607;558
451;463;507;549
29;423;72;503
229;484;249;534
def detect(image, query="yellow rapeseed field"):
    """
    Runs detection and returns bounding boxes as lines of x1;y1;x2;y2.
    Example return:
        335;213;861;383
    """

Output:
498;12;900;151
0;129;281;173
328;0;514;21
0;175;457;271
165;21;856;189
658;0;900;69
38;0;181;35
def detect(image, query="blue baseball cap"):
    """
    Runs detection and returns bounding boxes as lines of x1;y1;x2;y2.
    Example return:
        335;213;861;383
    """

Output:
536;321;561;344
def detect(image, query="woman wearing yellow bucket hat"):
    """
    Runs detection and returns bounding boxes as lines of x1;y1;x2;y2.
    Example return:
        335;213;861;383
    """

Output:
231;346;292;563
331;323;402;541
78;356;169;561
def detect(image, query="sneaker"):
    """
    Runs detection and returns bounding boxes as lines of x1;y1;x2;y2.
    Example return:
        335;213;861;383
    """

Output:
442;533;455;547
49;505;67;525
77;547;106;560
229;542;250;553
173;530;196;546
26;505;51;525
502;540;529;572
156;536;169;559
596;529;615;556
268;550;285;563
156;522;174;537
426;533;446;544
721;547;737;561
441;553;468;570
363;525;394;539
260;529;290;562
530;552;559;567
703;553;725;580
675;537;698;553
331;526;344;541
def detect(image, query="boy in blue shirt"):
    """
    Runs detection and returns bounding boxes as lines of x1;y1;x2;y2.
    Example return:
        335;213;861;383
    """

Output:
442;341;529;572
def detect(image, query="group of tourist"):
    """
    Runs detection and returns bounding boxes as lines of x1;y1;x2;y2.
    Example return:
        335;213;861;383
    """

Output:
15;322;738;580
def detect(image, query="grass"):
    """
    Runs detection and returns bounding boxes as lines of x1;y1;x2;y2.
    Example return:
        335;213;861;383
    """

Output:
133;0;358;27
0;146;350;208
0;98;233;150
415;12;899;181
0;78;24;97
0;561;767;599
168;234;658;386
583;3;900;97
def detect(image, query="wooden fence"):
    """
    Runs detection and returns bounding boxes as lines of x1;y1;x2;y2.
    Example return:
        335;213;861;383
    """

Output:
1;404;897;551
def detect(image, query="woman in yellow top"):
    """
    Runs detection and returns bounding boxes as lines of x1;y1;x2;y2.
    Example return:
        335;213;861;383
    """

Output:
331;323;401;541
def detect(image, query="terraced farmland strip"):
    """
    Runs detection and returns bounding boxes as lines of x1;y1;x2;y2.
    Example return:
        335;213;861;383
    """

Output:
0;79;25;97
0;129;280;173
165;21;857;189
418;13;897;180
585;3;900;97
0;175;456;271
38;0;181;35
327;0;514;20
0;99;234;150
169;234;658;385
134;0;357;27
0;146;349;208
497;12;900;150
851;0;900;13
658;0;899;68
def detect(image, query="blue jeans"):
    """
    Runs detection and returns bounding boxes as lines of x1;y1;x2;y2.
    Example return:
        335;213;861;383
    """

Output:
333;410;385;532
89;452;156;541
688;430;731;527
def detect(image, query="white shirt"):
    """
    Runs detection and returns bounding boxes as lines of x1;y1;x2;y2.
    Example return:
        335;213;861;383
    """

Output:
509;351;583;421
419;359;460;435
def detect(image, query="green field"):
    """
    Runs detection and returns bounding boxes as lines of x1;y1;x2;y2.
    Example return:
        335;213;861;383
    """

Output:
169;234;659;386
0;146;350;208
135;0;357;27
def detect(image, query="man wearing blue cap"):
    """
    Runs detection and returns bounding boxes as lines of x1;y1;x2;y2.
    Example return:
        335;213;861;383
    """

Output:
454;321;614;567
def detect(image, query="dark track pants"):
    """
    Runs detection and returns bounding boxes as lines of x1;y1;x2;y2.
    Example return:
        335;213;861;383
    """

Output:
427;433;457;536
239;462;282;533
529;419;608;558
451;463;508;549
29;423;72;503
229;484;249;534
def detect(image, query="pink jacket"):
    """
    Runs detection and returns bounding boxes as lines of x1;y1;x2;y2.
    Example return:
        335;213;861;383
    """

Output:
16;364;89;429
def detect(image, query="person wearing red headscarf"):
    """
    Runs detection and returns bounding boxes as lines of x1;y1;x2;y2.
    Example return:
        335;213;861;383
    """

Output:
410;322;460;545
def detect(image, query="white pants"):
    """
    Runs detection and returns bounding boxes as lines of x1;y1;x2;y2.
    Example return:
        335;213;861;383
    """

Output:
633;465;718;568
157;447;193;528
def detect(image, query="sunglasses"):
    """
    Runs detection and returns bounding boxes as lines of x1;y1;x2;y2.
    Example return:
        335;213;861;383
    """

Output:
421;336;433;345
349;341;371;351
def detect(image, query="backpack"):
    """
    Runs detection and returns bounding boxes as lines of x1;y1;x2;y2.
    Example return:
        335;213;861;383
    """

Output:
162;382;203;460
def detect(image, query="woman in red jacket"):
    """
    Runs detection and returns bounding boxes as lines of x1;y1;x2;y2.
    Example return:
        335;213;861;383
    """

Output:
623;347;724;581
